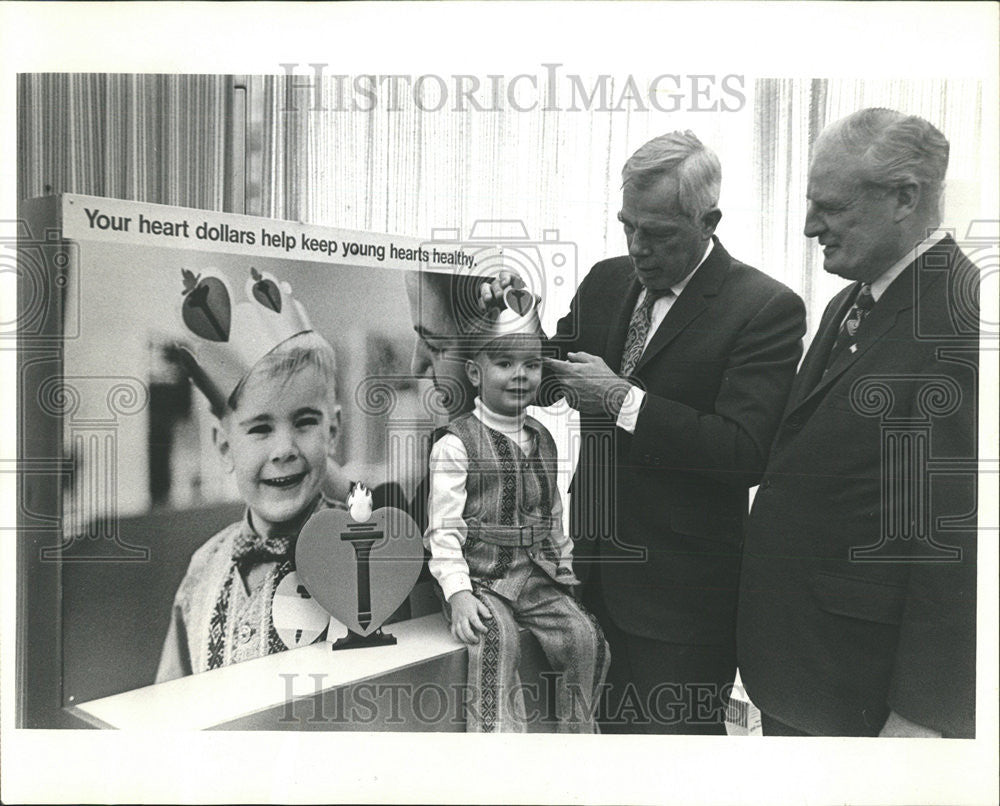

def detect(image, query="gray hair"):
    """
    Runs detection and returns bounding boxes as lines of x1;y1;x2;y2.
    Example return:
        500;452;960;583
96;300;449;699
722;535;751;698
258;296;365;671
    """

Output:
621;131;722;221
817;108;949;213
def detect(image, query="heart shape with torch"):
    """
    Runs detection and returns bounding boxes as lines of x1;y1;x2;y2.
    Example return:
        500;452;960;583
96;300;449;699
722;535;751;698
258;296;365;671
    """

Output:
294;483;423;637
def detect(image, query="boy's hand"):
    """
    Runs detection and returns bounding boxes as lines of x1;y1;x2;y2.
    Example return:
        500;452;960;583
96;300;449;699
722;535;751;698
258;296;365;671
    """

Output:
448;590;493;644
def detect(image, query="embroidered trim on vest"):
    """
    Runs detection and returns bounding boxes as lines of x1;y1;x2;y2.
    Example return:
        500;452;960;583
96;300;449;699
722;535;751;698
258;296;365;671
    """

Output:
491;428;518;526
207;567;236;670
525;425;552;516
489;430;518;577
266;560;296;654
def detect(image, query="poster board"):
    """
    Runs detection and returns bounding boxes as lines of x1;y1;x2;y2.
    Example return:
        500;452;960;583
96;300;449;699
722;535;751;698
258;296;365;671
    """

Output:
17;193;571;725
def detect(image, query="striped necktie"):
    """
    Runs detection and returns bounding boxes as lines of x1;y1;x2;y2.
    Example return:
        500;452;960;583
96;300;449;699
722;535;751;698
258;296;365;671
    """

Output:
620;287;674;376
825;283;875;371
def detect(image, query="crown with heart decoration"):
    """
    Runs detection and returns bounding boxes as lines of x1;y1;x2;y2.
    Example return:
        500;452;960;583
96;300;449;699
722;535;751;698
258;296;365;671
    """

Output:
176;267;313;409
480;285;544;340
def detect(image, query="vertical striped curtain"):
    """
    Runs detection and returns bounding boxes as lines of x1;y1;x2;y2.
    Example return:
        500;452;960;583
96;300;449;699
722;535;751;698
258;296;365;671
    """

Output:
249;74;757;334
18;74;985;339
753;78;827;338
17;74;234;211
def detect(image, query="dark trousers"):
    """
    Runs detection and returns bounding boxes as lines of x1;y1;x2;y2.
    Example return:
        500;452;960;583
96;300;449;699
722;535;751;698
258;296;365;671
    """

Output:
588;591;736;735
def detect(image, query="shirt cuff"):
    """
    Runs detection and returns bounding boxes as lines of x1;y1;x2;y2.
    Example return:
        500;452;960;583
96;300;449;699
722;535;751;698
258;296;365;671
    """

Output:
441;572;473;602
615;386;645;433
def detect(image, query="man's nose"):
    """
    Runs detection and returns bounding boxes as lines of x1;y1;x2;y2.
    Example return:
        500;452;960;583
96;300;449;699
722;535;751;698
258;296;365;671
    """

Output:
628;233;651;256
803;203;825;238
411;339;432;377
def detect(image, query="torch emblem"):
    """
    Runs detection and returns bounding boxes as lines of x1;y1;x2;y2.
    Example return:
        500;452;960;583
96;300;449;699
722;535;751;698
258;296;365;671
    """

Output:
342;482;381;631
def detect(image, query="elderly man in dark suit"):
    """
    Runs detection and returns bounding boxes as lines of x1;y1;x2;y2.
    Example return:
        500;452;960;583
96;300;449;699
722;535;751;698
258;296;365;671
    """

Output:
738;108;979;738
485;131;806;733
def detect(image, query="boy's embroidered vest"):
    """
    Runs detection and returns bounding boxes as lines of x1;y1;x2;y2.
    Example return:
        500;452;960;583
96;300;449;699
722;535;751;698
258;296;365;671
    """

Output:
445;412;570;590
170;522;295;676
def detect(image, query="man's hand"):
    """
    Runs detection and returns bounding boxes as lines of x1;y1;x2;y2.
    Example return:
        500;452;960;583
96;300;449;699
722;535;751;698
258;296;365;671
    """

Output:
448;590;493;644
544;351;632;417
479;270;524;310
878;710;942;738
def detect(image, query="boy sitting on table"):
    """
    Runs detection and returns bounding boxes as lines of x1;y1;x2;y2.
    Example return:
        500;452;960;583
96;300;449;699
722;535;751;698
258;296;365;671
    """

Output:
424;289;610;732
157;269;345;681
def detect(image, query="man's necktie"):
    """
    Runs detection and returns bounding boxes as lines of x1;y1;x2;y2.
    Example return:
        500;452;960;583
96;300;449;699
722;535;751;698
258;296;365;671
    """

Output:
620;287;674;376
825;283;875;371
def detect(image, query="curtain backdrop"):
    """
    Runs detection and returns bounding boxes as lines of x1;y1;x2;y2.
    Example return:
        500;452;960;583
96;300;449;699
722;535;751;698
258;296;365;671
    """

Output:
17;74;236;212
18;73;986;339
250;74;757;334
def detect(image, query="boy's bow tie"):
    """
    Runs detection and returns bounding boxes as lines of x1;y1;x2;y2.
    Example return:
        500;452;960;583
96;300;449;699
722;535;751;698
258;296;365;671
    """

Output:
232;532;293;569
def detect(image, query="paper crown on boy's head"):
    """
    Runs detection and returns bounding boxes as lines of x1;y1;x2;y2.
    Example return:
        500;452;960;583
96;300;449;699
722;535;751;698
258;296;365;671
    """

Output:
478;286;544;342
176;267;313;409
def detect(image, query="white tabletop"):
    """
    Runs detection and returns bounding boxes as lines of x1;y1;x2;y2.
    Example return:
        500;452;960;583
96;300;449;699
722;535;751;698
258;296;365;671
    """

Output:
71;613;461;730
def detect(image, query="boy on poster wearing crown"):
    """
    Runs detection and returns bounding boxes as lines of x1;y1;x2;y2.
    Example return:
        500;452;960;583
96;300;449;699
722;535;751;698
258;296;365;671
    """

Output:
425;288;610;732
156;268;345;681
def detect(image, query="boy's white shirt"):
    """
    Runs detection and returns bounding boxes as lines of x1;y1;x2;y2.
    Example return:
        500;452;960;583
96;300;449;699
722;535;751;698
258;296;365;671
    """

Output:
424;397;573;601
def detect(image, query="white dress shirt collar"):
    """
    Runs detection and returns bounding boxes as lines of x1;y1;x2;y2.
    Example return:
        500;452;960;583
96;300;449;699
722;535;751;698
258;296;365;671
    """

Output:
680;238;715;295
870;230;947;302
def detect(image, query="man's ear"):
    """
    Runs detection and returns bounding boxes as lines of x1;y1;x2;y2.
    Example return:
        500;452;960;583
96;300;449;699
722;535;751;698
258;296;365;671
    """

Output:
699;208;722;238
213;420;235;473
892;181;921;223
465;358;481;388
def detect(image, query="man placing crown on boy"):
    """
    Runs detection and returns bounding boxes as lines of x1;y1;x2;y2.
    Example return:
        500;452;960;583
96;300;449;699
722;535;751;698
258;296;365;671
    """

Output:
481;131;806;733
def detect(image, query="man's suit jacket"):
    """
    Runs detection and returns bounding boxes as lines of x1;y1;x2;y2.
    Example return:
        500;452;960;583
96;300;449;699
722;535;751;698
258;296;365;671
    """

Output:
737;236;978;737
552;237;806;647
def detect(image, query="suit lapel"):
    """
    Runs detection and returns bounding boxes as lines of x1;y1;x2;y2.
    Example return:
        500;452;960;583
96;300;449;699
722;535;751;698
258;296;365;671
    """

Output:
633;238;729;374
787;243;950;416
817;274;909;389
787;284;856;409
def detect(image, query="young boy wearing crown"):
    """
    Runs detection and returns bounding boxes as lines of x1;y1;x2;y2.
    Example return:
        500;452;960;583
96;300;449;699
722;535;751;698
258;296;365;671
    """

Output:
424;288;610;732
156;269;345;681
